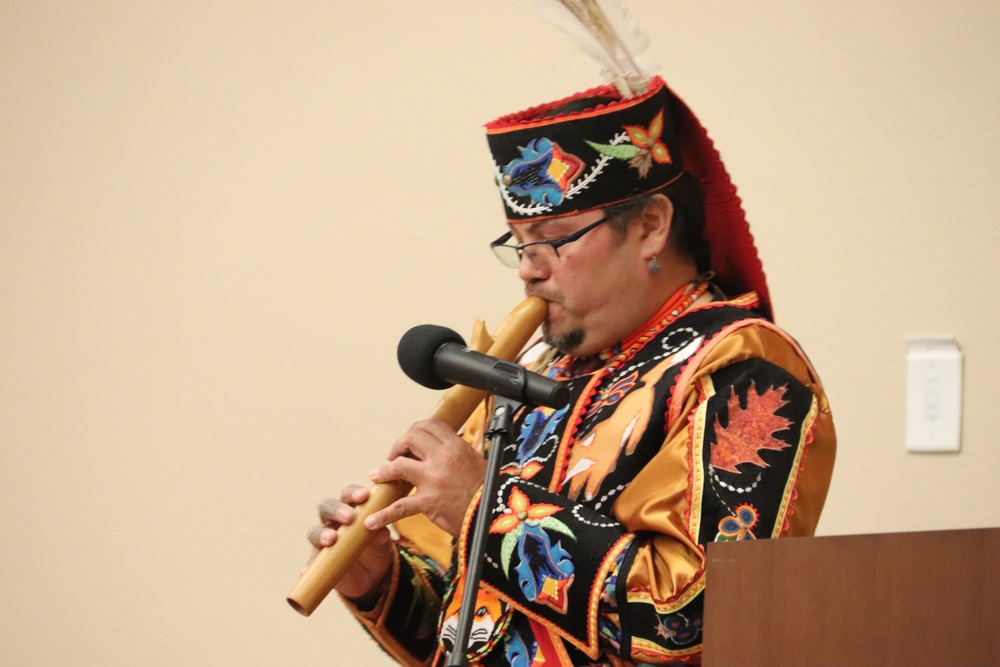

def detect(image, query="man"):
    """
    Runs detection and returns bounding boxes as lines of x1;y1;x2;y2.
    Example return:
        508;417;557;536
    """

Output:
306;75;835;665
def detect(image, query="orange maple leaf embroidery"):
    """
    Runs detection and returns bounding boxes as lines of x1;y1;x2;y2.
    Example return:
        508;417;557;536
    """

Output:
710;381;792;473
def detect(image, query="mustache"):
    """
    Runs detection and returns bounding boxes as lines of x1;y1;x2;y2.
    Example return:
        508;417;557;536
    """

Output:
525;284;563;305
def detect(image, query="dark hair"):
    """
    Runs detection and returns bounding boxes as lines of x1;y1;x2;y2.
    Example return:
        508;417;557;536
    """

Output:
604;173;711;273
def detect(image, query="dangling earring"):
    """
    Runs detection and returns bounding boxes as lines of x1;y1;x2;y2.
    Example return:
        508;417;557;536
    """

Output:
646;256;662;275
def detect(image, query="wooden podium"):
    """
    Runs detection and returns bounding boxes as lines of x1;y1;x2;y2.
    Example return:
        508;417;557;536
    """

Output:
702;527;1000;666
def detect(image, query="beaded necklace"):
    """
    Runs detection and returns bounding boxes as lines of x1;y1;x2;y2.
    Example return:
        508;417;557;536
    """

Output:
549;280;710;492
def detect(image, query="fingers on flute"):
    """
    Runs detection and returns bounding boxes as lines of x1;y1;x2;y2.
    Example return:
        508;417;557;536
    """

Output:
364;496;416;531
386;419;450;461
316;484;369;523
310;483;370;548
339;484;370;505
306;524;337;549
318;500;357;528
369;456;420;486
302;525;336;573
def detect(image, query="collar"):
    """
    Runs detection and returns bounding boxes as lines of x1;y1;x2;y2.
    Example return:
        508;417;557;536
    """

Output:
548;280;711;379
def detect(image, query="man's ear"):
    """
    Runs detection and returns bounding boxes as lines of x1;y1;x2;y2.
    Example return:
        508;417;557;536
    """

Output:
636;194;673;259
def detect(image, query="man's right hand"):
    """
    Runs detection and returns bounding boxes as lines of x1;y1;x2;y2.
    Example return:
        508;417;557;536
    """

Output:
305;484;394;605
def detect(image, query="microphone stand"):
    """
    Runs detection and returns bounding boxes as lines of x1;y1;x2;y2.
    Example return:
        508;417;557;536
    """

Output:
446;395;521;667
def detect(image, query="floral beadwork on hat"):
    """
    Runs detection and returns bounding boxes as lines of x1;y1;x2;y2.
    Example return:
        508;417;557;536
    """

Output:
588;109;672;178
501;138;585;208
487;77;683;221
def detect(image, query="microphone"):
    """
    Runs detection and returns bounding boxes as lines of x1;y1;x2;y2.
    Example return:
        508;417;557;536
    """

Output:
397;324;570;410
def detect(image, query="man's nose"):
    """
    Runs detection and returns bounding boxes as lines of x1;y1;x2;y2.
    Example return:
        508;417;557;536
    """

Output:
518;252;552;283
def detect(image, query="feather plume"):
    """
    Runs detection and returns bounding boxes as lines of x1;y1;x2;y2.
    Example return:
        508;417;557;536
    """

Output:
527;0;659;98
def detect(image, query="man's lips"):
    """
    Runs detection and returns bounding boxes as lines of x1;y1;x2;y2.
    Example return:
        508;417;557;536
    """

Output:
525;287;561;305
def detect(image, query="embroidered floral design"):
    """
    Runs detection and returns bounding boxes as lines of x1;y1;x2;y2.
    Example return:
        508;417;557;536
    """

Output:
586;109;672;178
502;138;585;206
490;486;577;613
500;459;545;480
715;503;759;542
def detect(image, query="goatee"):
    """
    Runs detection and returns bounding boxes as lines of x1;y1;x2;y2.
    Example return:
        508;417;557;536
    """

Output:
543;327;585;354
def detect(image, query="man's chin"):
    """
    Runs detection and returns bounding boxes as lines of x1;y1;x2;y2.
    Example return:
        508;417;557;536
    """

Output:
543;327;585;354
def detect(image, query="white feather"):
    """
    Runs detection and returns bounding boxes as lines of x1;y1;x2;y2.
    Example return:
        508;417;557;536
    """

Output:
527;0;659;97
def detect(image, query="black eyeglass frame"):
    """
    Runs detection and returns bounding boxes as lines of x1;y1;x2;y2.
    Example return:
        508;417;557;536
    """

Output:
489;214;611;268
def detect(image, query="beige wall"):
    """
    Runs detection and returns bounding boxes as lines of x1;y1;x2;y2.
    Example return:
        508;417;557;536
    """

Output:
2;1;998;664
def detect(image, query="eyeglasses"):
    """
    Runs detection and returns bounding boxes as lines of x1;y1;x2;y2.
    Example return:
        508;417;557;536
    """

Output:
489;215;610;269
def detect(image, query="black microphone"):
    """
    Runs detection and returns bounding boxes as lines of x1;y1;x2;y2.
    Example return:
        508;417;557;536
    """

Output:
397;324;570;410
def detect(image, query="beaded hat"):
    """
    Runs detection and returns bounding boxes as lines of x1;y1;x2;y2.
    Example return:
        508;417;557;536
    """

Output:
483;4;772;321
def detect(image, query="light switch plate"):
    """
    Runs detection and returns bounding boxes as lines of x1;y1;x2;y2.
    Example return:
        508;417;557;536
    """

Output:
905;336;962;452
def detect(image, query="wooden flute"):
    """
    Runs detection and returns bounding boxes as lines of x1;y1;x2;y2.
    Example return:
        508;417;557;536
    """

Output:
287;296;546;616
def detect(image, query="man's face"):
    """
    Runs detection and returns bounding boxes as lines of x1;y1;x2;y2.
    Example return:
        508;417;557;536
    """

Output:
509;209;648;357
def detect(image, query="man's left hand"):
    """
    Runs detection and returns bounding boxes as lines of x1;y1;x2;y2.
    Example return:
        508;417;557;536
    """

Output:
364;418;487;537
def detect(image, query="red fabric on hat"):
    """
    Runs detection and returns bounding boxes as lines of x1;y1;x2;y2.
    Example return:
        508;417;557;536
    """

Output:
669;90;773;322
